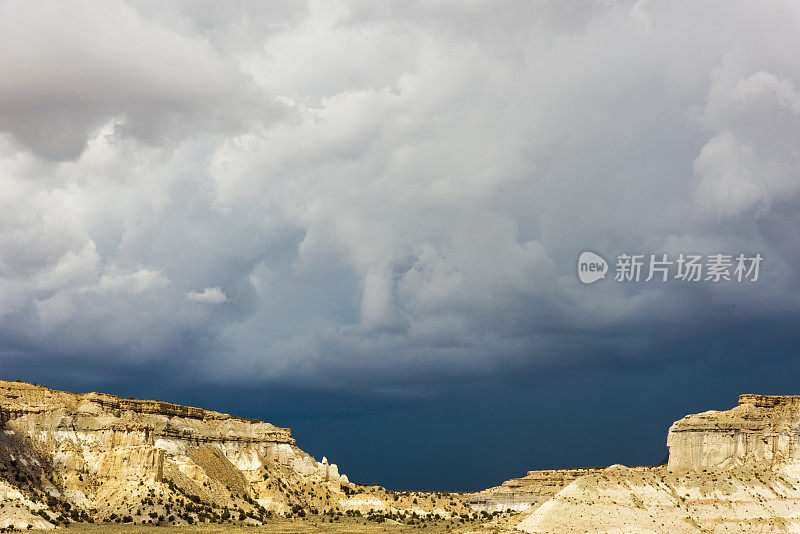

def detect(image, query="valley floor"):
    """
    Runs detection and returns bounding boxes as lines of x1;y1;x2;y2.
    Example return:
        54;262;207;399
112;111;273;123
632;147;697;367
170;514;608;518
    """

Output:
51;515;509;534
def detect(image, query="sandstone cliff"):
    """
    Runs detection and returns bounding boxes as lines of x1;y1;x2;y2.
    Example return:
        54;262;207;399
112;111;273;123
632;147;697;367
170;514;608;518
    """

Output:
505;394;800;534
667;394;800;471
0;380;470;530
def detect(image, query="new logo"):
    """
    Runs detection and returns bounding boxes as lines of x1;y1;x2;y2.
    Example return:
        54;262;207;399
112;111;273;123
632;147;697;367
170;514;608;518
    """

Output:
578;251;608;284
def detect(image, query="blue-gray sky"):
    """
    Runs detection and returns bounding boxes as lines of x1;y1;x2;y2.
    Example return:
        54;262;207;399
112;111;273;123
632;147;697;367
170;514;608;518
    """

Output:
2;0;800;491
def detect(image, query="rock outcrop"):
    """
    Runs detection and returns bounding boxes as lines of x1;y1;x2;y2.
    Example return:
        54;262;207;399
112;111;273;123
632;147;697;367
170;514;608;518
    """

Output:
0;380;471;529
465;468;602;513
509;395;800;534
667;394;800;470
515;464;800;533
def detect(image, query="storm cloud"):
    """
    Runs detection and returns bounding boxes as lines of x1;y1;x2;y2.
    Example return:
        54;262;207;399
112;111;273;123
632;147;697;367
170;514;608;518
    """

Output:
1;0;800;393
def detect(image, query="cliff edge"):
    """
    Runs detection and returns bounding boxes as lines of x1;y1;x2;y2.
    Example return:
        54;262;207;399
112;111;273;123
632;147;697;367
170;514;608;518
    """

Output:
0;380;470;529
667;394;800;470
509;394;800;533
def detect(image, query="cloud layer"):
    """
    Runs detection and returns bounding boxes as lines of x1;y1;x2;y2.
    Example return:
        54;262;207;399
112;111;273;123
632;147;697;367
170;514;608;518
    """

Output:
2;0;800;390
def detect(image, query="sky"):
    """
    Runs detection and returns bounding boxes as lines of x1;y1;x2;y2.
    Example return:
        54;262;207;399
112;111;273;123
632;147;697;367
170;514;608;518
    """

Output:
2;0;800;491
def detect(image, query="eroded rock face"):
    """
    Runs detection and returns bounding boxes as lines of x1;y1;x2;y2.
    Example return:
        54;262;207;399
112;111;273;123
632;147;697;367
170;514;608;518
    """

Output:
0;381;342;499
507;396;800;534
667;394;800;469
0;380;474;528
0;380;477;528
465;468;602;513
515;465;800;534
470;394;800;521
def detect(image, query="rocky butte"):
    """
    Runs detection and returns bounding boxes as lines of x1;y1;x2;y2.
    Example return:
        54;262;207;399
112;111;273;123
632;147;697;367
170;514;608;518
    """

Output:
0;380;473;530
505;394;800;533
667;394;800;471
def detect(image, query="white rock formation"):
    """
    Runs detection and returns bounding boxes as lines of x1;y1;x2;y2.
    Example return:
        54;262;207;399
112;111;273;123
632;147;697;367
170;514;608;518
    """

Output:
667;394;800;469
514;395;800;533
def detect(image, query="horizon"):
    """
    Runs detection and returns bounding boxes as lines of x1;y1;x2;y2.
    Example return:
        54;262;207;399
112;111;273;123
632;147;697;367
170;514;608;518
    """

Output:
6;358;799;493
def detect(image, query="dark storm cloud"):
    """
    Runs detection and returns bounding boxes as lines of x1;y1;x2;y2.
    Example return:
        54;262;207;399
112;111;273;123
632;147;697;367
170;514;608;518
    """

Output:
1;0;799;393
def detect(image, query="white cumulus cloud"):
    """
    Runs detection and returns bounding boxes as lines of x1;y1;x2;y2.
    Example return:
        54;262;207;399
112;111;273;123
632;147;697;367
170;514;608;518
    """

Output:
187;287;228;305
